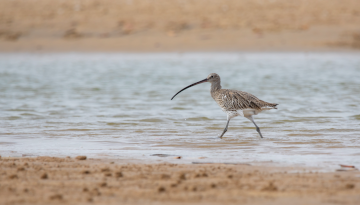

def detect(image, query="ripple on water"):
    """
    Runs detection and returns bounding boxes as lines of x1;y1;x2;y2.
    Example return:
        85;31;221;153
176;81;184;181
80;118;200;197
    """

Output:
186;117;212;121
171;107;188;110
65;129;93;131
20;113;39;116
0;142;16;145
5;116;22;120
106;122;139;126
288;133;323;137
352;115;360;120
205;126;225;130
139;118;164;122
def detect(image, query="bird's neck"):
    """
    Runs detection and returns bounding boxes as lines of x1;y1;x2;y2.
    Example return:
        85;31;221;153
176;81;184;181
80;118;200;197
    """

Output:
210;81;222;93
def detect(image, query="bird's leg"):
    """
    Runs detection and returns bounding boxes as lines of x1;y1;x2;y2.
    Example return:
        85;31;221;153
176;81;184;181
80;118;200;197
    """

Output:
218;115;231;139
245;115;263;138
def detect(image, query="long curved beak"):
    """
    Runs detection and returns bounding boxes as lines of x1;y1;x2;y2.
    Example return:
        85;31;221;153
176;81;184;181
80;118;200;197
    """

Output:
171;78;208;100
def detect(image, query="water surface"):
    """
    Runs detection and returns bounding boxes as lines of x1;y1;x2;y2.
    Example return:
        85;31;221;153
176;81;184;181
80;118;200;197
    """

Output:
1;53;360;169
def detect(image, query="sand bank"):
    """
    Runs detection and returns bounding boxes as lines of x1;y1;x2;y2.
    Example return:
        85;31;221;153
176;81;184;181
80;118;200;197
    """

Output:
0;156;359;204
1;0;360;52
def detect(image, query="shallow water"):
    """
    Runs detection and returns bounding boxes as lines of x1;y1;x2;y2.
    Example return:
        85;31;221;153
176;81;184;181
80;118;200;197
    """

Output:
1;53;360;169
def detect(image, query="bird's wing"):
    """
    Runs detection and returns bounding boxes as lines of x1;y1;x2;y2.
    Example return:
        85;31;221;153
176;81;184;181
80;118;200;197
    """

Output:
218;89;276;111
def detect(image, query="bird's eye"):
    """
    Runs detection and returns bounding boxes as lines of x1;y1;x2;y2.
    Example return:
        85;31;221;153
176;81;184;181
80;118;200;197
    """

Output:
211;76;213;78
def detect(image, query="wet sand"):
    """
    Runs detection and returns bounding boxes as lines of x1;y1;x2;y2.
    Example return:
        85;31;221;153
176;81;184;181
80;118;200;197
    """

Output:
0;156;359;204
1;0;360;52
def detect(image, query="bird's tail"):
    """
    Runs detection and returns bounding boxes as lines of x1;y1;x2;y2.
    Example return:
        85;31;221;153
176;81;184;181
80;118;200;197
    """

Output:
261;102;278;110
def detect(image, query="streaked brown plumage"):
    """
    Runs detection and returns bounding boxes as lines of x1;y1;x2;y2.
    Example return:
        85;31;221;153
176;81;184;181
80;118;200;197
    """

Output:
171;73;278;139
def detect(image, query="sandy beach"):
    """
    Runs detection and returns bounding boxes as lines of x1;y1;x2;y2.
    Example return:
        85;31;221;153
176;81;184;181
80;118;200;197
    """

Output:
1;0;360;52
0;156;359;204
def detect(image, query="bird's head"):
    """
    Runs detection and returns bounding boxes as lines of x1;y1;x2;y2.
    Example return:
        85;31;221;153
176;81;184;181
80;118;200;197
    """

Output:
206;73;220;83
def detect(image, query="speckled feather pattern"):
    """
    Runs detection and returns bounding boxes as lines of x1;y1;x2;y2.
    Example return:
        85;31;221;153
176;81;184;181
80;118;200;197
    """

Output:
212;89;278;112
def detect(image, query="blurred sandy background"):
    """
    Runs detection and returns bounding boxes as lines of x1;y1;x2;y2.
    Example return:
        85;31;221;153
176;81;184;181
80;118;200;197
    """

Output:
1;0;360;52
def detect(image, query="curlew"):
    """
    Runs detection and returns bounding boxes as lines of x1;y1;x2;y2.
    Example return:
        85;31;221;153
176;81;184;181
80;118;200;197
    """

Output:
171;73;278;139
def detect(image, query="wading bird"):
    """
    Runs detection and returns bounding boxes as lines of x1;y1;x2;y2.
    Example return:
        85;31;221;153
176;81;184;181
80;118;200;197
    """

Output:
171;73;278;139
